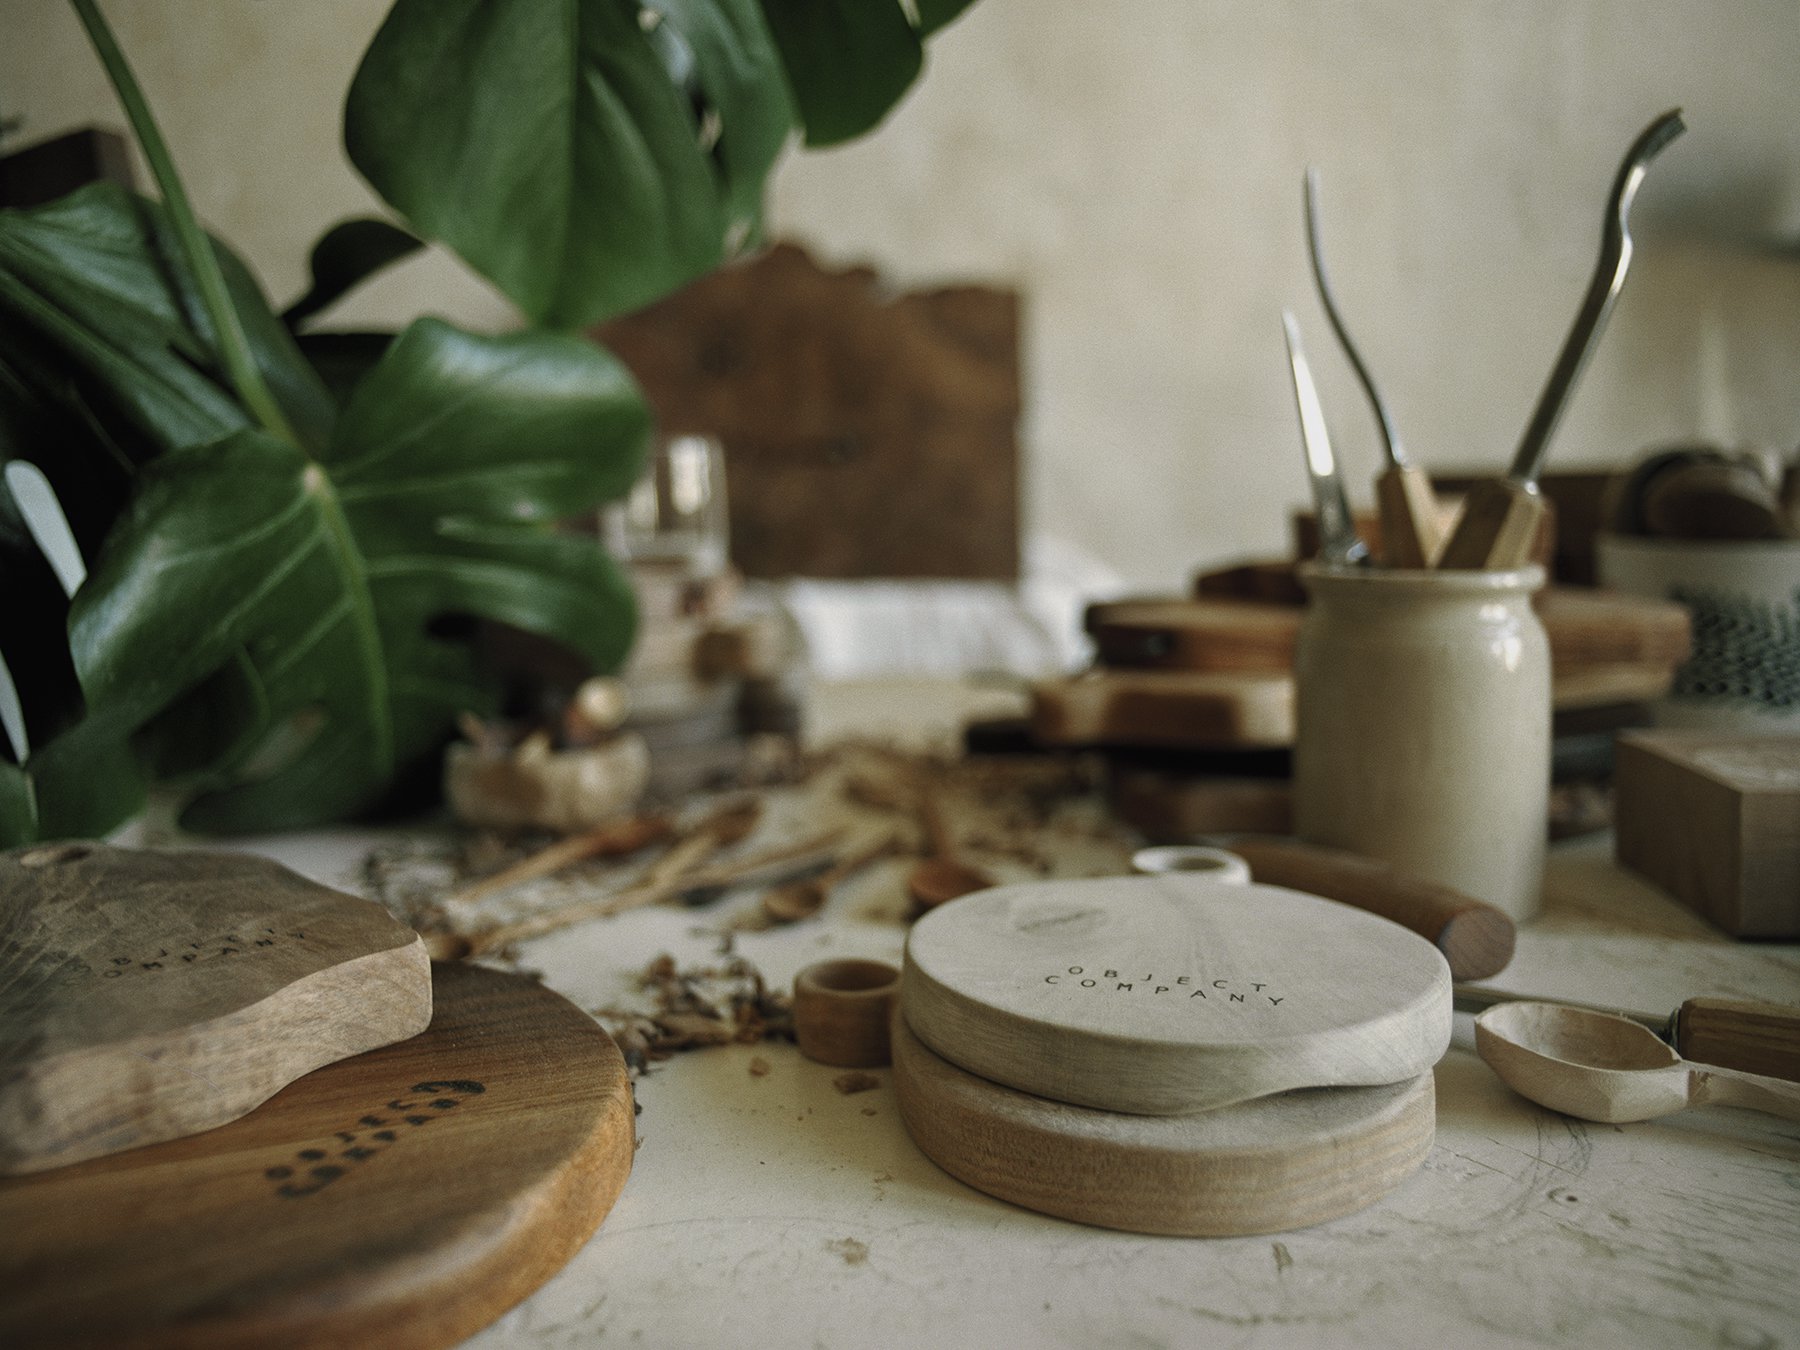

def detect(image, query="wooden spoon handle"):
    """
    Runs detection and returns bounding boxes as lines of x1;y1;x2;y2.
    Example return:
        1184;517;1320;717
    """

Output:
1229;838;1514;981
1674;998;1800;1083
1688;1065;1800;1122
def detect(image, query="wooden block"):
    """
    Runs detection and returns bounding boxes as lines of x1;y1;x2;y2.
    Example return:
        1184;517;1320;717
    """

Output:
0;963;635;1350
0;844;430;1176
901;874;1451;1115
1029;670;1294;749
1614;731;1800;937
893;1014;1434;1237
1084;598;1300;673
1536;587;1691;671
1106;764;1294;840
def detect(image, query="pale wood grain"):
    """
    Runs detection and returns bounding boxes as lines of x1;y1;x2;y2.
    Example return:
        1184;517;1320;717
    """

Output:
1437;479;1550;571
0;963;634;1350
0;844;430;1175
1376;464;1447;568
892;1012;1434;1237
901;874;1451;1115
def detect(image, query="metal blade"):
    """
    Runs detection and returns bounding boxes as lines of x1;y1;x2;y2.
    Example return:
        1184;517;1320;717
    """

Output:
1282;310;1368;567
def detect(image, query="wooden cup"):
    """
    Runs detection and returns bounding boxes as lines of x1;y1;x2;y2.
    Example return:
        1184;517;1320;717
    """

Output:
793;959;901;1067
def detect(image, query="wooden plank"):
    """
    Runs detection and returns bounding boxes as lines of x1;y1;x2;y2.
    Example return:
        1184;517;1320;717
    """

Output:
595;242;1020;580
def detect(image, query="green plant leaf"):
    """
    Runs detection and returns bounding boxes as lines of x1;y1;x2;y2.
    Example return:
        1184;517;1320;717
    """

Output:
282;217;425;331
916;0;979;37
0;761;37;846
0;183;335;457
344;0;960;326
28;317;649;837
759;1;920;147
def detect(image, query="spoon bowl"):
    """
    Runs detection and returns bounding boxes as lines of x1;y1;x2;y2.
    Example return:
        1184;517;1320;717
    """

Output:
1476;1000;1800;1124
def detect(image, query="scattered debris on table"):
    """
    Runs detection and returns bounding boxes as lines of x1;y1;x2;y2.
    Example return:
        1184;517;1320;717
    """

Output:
593;953;795;1077
832;1072;882;1096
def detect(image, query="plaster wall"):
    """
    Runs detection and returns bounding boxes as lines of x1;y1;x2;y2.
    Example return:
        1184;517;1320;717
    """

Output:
4;0;1798;588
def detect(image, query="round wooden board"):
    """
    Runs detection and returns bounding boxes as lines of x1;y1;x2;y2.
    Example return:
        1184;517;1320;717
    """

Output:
893;1013;1435;1236
0;963;634;1350
903;874;1451;1115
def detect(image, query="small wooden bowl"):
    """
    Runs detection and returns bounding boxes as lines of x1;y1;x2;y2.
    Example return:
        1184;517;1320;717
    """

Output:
793;959;901;1067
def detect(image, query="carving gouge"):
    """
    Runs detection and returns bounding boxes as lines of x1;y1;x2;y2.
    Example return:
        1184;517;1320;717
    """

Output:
1281;311;1368;567
1454;986;1800;1084
1439;109;1686;570
1304;169;1444;567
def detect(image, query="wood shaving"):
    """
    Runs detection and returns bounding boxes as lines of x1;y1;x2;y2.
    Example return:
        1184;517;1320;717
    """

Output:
832;1072;881;1095
749;1056;772;1077
593;953;793;1077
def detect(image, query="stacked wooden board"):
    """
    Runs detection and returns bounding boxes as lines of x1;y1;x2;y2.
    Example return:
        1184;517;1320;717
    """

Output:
1017;564;1692;840
894;873;1451;1235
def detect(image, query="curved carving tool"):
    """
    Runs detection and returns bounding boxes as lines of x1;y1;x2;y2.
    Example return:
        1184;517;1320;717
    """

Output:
1282;310;1368;567
1305;168;1443;567
1440;109;1687;569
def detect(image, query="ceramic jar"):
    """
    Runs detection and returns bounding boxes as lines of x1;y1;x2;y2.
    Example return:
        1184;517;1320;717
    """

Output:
1294;564;1551;922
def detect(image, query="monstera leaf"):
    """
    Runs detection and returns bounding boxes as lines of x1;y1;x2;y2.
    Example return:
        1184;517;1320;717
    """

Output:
344;0;970;328
23;318;648;840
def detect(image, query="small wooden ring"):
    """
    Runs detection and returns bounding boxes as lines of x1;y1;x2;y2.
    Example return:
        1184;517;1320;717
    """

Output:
1129;845;1252;885
793;959;901;1067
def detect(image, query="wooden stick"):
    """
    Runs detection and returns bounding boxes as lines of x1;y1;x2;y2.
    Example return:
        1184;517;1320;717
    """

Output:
452;813;673;904
428;828;846;960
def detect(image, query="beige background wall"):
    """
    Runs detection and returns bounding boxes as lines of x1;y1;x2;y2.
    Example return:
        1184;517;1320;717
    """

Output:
5;0;1798;589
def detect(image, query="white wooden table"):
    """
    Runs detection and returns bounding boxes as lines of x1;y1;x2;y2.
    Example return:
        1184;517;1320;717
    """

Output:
231;679;1800;1350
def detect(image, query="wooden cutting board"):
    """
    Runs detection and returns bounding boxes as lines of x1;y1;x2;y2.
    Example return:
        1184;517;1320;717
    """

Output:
1029;670;1294;749
902;874;1451;1115
0;963;635;1350
1085;598;1299;673
1;843;430;1175
893;1014;1434;1237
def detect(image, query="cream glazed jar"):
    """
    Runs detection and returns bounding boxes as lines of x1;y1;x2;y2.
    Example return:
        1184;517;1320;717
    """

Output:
1294;563;1551;922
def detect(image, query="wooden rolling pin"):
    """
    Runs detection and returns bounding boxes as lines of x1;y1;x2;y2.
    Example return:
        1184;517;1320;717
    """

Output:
1227;838;1515;982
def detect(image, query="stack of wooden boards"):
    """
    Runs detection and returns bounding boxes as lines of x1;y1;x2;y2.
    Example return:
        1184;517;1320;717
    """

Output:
623;560;803;799
893;872;1453;1235
1021;565;1692;839
0;845;635;1349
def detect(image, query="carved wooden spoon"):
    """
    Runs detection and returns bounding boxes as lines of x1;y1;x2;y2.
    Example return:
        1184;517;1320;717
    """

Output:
905;791;995;911
1475;1000;1800;1124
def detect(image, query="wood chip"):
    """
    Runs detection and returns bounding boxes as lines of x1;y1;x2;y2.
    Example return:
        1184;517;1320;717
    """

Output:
833;1072;881;1095
749;1056;772;1077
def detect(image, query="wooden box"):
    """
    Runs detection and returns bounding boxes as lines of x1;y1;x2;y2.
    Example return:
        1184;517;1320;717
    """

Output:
1614;730;1800;937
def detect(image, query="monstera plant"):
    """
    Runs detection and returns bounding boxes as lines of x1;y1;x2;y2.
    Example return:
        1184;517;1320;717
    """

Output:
0;0;977;847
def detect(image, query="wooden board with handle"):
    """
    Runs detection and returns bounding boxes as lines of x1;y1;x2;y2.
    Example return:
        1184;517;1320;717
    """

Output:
893;1014;1434;1237
0;843;431;1176
0;962;635;1350
901;874;1451;1116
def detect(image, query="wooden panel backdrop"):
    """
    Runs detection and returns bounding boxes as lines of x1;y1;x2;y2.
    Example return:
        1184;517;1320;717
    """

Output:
594;243;1021;581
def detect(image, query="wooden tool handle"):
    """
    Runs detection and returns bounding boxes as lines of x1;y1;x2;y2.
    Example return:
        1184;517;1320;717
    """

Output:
1375;464;1446;568
1674;998;1800;1083
1437;478;1547;571
1229;838;1514;981
1689;1066;1800;1122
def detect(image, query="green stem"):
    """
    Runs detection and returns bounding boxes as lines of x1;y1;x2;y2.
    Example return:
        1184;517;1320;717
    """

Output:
69;0;301;447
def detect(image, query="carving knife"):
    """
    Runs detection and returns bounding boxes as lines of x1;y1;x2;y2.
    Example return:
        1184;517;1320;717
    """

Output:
1304;169;1444;567
1281;310;1368;567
